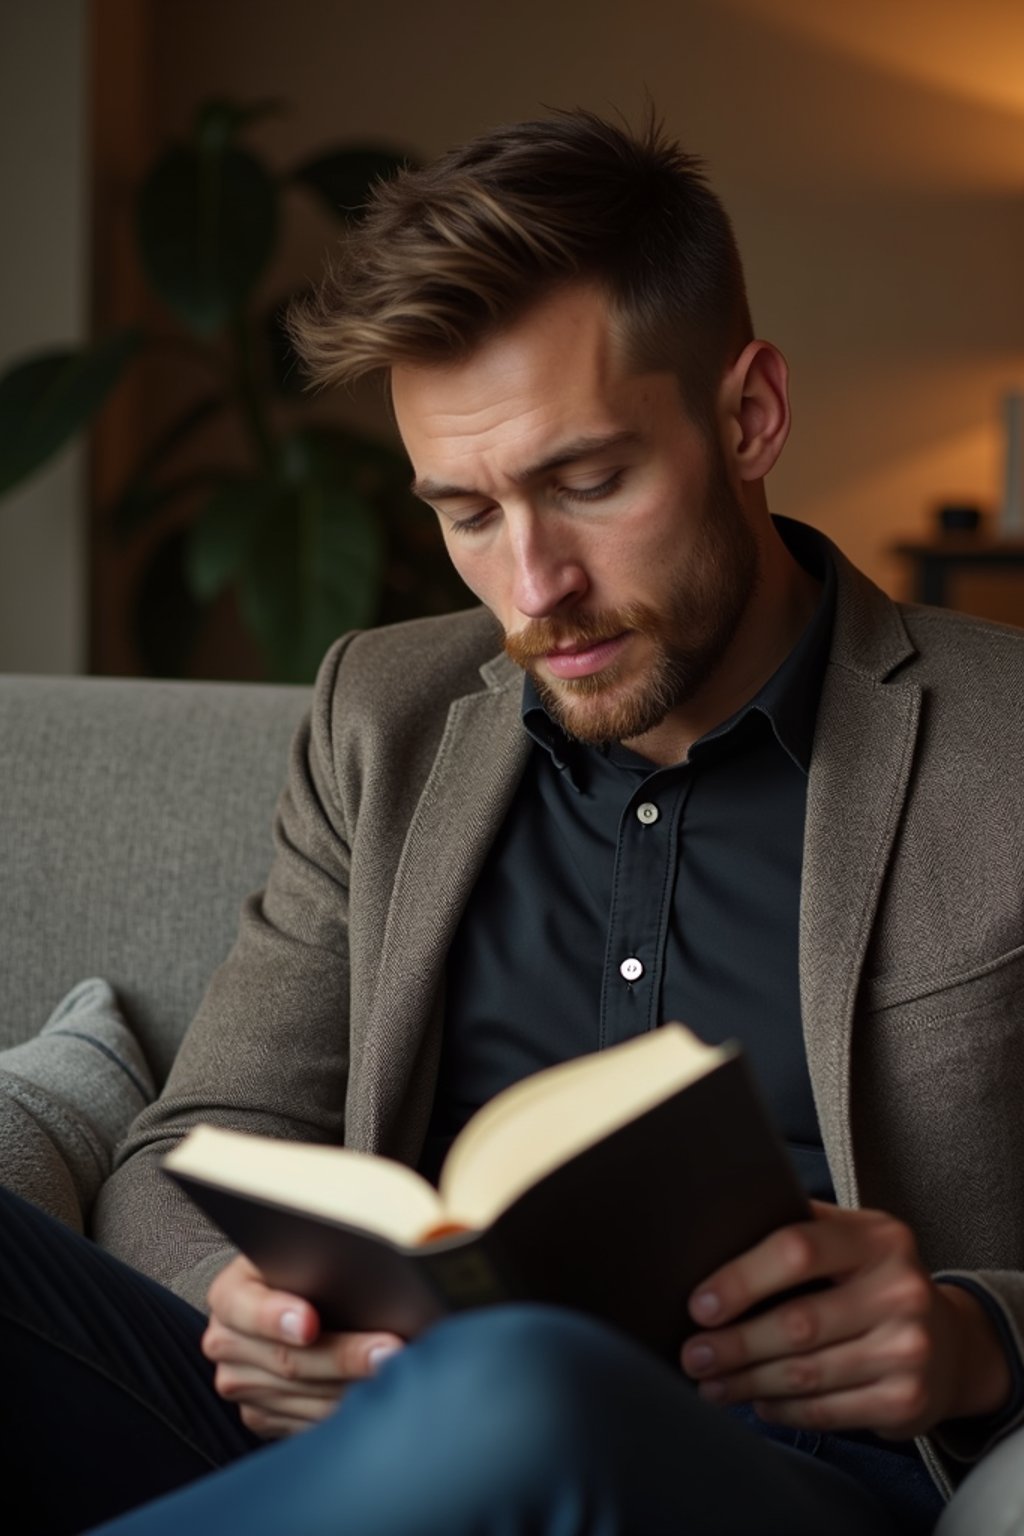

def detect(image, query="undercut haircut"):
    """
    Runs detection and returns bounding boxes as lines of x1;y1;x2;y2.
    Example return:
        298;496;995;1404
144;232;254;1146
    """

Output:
288;109;753;419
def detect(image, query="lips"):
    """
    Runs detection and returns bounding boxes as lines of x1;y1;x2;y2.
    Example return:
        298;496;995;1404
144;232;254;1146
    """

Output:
543;631;630;679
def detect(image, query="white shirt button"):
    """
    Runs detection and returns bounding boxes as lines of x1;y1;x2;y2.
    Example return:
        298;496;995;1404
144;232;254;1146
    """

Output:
619;956;644;983
636;802;659;826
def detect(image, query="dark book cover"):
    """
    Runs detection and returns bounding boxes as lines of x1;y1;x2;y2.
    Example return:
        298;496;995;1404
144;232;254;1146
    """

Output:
167;1051;808;1360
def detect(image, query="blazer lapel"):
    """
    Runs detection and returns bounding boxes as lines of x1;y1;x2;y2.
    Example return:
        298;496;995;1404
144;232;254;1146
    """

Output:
800;554;921;1206
350;654;529;1161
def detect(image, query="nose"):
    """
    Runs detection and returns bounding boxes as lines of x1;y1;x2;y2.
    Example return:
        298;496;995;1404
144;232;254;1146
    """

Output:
509;515;588;619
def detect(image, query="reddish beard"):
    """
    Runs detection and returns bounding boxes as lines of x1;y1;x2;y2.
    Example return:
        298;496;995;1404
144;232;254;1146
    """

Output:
503;603;659;675
504;604;688;744
501;488;759;746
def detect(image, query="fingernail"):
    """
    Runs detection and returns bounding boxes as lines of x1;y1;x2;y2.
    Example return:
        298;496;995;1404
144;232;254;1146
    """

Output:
280;1308;305;1343
686;1343;716;1374
368;1343;401;1373
692;1290;721;1323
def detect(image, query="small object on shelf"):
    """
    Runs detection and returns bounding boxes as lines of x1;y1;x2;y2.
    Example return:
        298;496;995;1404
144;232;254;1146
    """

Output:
892;535;1024;610
937;504;982;536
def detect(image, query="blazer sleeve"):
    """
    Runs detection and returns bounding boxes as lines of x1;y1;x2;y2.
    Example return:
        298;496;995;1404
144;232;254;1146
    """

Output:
927;1270;1024;1472
92;636;359;1312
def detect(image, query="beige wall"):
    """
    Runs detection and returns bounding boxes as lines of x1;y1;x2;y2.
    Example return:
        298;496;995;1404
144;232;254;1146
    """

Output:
3;0;1022;672
147;0;1024;597
0;0;87;673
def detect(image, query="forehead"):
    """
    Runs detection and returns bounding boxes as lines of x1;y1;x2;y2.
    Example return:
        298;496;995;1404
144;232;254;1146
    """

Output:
391;285;684;484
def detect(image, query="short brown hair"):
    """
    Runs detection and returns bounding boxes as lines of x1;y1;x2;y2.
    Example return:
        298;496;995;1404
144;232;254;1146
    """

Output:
289;109;753;413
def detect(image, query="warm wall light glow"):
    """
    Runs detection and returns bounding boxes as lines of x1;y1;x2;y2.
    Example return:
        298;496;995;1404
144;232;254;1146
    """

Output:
727;0;1024;120
787;416;1005;598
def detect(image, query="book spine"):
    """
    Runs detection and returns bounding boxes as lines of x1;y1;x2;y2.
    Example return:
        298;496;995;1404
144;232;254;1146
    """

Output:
417;1239;512;1310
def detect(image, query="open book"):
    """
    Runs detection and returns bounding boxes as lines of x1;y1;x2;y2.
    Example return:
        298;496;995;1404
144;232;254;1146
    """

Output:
164;1024;808;1358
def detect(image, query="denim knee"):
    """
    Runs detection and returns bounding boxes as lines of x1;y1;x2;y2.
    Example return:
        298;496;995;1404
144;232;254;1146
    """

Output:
364;1304;672;1491
409;1303;651;1443
314;1304;652;1535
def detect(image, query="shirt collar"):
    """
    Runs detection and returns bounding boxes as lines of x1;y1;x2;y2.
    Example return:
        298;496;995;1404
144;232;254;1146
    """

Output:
521;518;836;782
522;677;582;782
693;523;835;774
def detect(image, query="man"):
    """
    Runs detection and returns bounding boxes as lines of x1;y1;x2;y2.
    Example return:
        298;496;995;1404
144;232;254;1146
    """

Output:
5;110;1024;1536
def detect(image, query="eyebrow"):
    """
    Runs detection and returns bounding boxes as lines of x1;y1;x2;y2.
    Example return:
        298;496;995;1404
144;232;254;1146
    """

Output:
410;430;641;502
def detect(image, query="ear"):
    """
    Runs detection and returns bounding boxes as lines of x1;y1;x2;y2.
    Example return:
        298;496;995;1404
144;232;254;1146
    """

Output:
717;341;790;482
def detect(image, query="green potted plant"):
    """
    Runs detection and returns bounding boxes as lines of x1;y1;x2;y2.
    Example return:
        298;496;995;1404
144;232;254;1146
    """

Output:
0;100;470;681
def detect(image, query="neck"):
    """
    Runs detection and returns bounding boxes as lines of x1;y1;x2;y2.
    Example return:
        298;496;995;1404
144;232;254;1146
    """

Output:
623;520;822;767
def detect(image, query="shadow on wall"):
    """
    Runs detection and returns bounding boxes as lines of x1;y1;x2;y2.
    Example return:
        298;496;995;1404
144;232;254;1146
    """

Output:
93;0;1024;652
703;0;1024;589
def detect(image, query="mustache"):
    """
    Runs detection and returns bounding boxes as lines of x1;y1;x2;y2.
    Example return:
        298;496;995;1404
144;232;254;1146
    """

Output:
503;604;658;664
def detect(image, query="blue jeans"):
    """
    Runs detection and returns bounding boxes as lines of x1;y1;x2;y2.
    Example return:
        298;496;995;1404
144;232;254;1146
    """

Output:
0;1187;942;1535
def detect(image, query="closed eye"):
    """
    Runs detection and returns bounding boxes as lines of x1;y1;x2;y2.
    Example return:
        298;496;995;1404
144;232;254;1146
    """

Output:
447;506;495;537
560;470;623;504
444;468;624;534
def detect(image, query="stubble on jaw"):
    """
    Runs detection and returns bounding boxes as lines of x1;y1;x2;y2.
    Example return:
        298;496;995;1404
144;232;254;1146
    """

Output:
502;482;760;749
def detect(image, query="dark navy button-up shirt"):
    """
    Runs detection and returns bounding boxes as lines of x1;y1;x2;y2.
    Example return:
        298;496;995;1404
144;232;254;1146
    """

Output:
423;521;835;1198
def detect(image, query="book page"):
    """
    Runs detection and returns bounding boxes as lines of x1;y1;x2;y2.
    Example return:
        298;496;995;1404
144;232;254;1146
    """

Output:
165;1127;444;1246
441;1024;729;1227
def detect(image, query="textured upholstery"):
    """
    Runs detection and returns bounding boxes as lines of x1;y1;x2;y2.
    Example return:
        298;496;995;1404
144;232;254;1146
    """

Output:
0;978;155;1228
0;673;308;1083
2;667;1022;1528
935;1422;1024;1534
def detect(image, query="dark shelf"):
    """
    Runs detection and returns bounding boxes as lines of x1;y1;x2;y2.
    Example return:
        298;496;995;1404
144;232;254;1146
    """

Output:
891;539;1024;607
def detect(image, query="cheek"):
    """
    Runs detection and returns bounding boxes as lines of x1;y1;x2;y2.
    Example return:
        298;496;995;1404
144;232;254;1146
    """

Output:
441;537;509;619
600;501;686;583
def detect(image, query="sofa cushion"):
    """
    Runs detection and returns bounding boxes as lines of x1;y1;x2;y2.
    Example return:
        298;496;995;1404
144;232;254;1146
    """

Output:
0;978;154;1231
0;674;309;1082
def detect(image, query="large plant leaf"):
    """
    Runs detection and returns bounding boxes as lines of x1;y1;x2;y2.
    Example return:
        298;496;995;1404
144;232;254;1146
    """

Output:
220;434;384;680
111;392;228;537
238;478;384;681
195;98;284;154
282;424;410;497
274;425;473;627
185;476;276;600
378;489;476;626
290;146;413;224
0;330;140;497
183;433;386;680
138;144;278;335
114;469;226;543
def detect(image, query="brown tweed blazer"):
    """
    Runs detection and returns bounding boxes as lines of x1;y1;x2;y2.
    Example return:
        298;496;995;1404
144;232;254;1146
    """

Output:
95;528;1024;1492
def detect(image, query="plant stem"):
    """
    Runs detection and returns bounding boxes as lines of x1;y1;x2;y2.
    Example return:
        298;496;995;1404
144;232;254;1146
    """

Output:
143;331;226;382
230;312;276;472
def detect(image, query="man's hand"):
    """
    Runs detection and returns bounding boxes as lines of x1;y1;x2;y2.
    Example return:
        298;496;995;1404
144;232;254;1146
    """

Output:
680;1202;1012;1439
203;1254;404;1439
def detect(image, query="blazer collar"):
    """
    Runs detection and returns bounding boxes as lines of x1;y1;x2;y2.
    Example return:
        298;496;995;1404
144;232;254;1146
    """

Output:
349;651;529;1161
355;529;926;1189
799;537;922;1204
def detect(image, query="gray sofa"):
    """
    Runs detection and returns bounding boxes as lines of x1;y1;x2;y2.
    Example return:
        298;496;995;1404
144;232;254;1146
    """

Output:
0;671;1019;1532
0;672;308;1222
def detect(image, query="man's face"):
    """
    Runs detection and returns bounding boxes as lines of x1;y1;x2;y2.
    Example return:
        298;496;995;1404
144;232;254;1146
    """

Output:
393;284;760;751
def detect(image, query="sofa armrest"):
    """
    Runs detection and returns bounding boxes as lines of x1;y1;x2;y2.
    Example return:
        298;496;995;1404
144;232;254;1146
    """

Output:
0;979;154;1231
936;1424;1024;1535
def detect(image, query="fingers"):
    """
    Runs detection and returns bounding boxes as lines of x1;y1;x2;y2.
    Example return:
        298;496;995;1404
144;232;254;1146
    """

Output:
238;1398;342;1439
203;1326;403;1438
689;1314;931;1411
687;1206;919;1328
203;1253;405;1437
753;1370;933;1438
683;1264;930;1384
212;1357;343;1405
202;1322;404;1384
206;1254;320;1347
680;1203;956;1438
